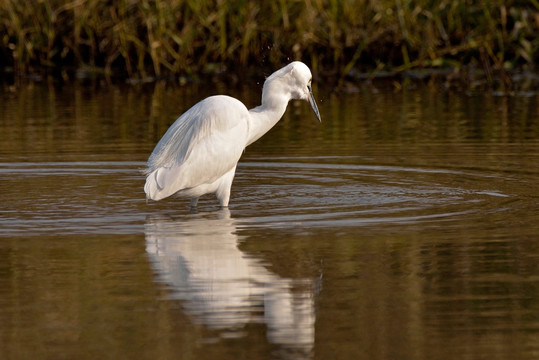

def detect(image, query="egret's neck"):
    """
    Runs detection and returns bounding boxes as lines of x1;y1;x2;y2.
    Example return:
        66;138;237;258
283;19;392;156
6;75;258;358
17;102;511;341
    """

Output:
246;90;289;146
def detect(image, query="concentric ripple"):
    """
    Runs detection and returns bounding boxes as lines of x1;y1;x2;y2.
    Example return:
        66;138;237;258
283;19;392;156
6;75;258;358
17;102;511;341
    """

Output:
0;156;525;235
231;156;515;230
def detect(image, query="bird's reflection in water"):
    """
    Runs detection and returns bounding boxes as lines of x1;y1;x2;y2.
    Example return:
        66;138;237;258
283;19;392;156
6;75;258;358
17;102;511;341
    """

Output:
145;209;315;355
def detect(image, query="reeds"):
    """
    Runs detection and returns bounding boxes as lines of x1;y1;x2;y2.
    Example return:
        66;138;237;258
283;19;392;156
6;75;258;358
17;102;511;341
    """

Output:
1;0;538;81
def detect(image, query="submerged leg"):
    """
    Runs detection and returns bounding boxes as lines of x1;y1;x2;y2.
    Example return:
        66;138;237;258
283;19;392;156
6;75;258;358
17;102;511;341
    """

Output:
190;197;199;209
216;166;237;208
219;196;230;208
217;186;231;208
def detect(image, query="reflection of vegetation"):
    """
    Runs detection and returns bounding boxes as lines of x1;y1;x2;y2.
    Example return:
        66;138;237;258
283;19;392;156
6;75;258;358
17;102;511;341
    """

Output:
0;0;537;81
1;81;536;164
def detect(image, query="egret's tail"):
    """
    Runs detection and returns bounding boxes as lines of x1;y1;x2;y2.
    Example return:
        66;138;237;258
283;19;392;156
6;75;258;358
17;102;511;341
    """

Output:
144;166;181;201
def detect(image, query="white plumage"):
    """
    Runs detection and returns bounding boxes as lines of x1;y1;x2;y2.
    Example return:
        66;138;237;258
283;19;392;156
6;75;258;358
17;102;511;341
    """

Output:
144;61;321;208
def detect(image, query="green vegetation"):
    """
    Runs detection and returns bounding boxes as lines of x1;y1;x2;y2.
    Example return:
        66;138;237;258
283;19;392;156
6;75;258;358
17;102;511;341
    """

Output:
1;0;538;81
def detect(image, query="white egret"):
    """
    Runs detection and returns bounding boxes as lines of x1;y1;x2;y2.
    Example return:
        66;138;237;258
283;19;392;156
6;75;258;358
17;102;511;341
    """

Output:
144;61;321;208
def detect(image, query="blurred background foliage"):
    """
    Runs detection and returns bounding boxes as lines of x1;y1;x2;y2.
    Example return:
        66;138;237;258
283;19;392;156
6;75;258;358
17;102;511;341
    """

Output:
0;0;538;82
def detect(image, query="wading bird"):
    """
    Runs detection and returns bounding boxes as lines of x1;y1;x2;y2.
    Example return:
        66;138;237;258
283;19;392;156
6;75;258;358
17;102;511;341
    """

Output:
144;61;321;208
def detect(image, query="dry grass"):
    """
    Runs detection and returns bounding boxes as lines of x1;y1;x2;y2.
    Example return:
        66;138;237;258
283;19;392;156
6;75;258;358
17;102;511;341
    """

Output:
1;0;538;81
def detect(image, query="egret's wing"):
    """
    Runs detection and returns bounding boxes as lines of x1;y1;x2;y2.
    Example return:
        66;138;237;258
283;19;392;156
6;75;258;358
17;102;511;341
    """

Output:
145;96;249;200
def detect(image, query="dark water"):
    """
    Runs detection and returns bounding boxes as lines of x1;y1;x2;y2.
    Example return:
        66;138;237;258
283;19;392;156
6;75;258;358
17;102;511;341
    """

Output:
1;80;538;359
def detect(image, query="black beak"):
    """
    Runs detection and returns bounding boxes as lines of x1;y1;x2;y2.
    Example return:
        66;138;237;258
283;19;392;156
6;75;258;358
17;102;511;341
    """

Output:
307;85;322;122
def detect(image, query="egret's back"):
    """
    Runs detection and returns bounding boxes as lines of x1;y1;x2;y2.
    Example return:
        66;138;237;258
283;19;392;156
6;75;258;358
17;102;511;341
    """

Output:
144;95;250;201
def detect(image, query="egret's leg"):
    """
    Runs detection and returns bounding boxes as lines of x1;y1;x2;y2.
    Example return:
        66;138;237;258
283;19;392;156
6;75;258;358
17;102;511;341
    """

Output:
217;185;231;208
190;197;199;208
216;166;237;208
219;194;230;208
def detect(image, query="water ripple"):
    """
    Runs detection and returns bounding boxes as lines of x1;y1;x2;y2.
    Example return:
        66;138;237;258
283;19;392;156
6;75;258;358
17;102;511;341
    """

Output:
0;158;522;235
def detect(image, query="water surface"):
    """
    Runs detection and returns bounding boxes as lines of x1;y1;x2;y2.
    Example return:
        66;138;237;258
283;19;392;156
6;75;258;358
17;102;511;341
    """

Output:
1;81;538;359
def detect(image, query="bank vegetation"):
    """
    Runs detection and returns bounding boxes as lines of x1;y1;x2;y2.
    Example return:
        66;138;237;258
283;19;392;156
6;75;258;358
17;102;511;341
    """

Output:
1;0;538;85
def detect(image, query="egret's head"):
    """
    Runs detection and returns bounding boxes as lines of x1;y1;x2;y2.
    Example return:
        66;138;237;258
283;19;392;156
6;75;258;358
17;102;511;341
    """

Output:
264;61;322;122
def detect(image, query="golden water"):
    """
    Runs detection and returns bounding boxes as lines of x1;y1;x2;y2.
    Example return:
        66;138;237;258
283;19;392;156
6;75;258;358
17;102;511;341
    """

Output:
1;81;538;359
